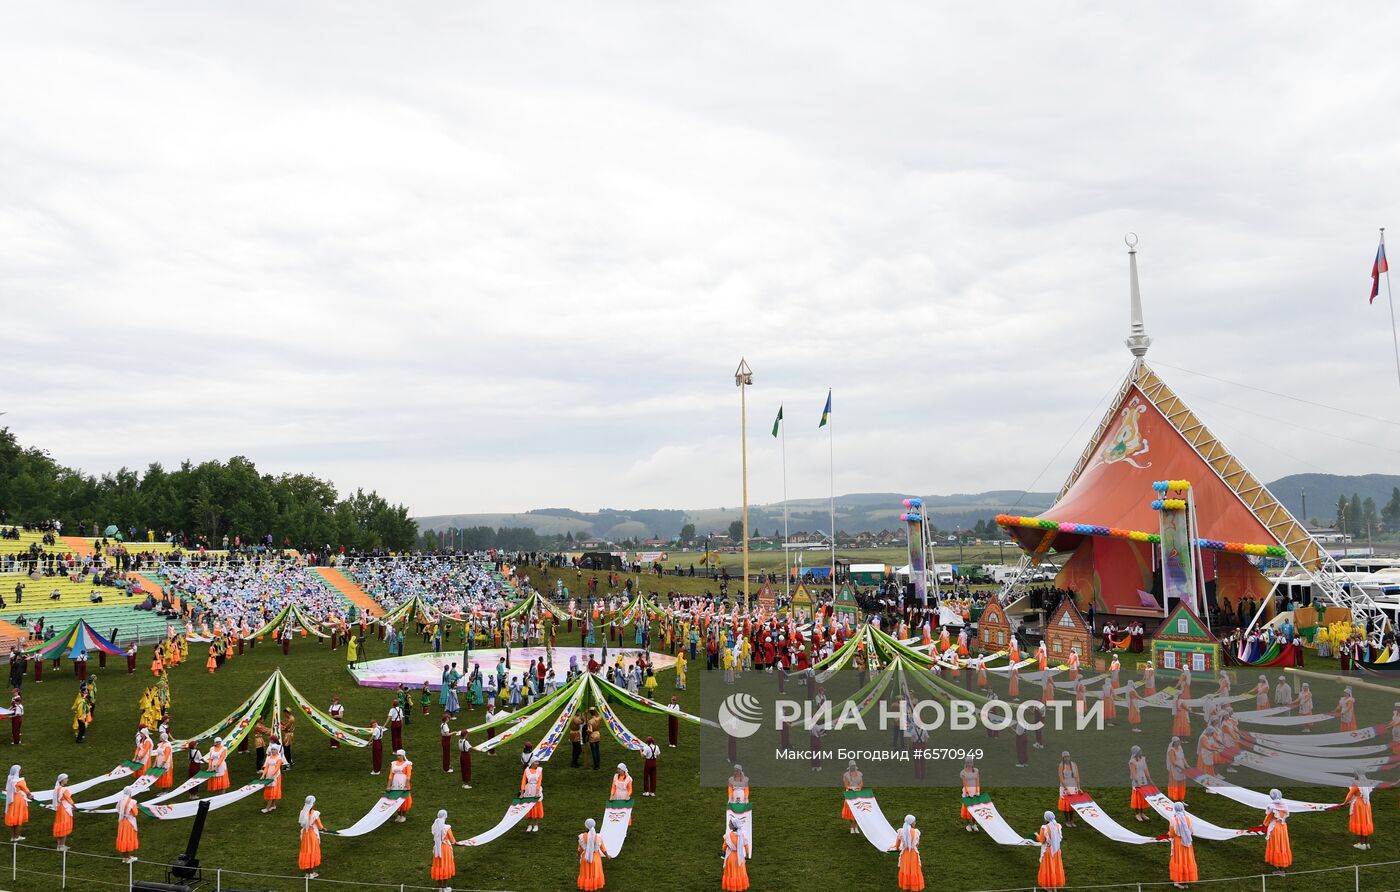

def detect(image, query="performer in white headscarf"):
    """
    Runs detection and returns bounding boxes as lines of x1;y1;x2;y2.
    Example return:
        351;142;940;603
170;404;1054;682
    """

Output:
722;818;750;891
51;773;74;851
1036;811;1064;889
1167;801;1196;888
298;795;323;878
115;785;139;863
430;809;455;890
4;764;29;842
1263;789;1292;874
577;817;608;891
896;815;924;891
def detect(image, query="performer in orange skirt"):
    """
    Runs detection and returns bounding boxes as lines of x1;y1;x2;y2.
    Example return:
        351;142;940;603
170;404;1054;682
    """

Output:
1126;685;1142;733
1168;802;1198;888
1264;790;1292;873
1344;773;1373;850
1336;688;1357;733
721;819;750;891
51;774;74;851
430;810;456;891
577;817;607;891
206;645;217;674
958;757;980;831
841;760;863;834
4;765;29;842
1128;746;1152;821
298;796;323;878
1171;692;1191;737
116;786;139;863
1055;752;1080;827
896;815;924;891
1166;737;1188;802
206;737;230;792
389;750;414;821
260;742;286;813
153;733;175;790
1036;812;1065;890
521;763;544;832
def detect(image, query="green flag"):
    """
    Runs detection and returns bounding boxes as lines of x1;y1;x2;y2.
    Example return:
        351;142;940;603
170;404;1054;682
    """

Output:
771;405;783;438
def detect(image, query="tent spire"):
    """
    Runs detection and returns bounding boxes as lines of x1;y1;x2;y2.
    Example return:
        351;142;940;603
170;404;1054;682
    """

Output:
1124;233;1152;359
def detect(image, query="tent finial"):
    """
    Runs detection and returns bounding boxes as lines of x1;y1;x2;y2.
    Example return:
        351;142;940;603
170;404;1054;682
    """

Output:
1124;233;1152;358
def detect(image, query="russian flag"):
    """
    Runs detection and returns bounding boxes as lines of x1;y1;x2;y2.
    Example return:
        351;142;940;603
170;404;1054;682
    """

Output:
1372;240;1388;304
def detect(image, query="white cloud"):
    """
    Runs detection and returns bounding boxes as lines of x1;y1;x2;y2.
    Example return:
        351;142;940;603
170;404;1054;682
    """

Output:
1;2;1398;515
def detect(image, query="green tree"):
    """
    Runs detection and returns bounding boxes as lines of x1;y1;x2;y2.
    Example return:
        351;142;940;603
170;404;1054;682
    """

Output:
678;523;696;545
1347;494;1363;538
1383;487;1400;531
1363;497;1378;536
1336;495;1350;533
727;520;744;542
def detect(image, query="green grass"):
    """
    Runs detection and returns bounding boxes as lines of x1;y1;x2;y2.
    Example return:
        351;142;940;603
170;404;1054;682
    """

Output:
2;619;1398;892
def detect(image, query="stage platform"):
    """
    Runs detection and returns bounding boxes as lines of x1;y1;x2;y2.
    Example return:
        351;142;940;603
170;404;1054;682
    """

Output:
348;645;677;690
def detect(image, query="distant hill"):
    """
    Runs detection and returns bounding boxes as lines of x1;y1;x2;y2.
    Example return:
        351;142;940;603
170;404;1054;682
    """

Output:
1266;474;1400;524
415;474;1400;541
416;490;1056;540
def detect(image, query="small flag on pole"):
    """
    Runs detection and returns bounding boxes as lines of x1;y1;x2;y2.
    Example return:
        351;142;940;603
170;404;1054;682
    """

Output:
771;405;783;438
818;390;831;428
1372;238;1388;304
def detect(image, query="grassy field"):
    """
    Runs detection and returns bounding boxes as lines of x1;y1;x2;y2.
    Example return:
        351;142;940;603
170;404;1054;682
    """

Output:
1;595;1397;892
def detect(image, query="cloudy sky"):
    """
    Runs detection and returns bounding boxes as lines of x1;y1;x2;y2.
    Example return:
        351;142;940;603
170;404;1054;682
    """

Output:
3;3;1398;515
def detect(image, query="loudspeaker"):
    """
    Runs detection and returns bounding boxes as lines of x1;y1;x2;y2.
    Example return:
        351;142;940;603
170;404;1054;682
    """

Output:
169;800;209;880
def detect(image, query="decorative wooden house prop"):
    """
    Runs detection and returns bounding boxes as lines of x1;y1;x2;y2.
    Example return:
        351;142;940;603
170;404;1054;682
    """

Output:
1150;602;1220;673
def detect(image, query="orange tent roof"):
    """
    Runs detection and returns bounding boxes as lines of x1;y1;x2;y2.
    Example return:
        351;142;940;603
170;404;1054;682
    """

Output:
1009;362;1322;568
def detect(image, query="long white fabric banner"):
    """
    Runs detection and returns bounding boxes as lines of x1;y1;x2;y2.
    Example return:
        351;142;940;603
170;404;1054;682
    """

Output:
725;805;753;857
599;799;633;856
1065;795;1164;845
845;792;898;851
1192;775;1340;813
962;795;1038;847
141;772;214;808
1250;724;1386;749
1238;713;1336;727
75;769;165;811
1227;750;1357;787
460;798;539;847
33;763;137;803
1137;786;1262;839
141;778;272;821
333;793;408;837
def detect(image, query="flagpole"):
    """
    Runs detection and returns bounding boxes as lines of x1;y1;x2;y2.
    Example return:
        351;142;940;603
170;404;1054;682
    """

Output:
1384;228;1400;392
781;408;790;604
828;388;836;605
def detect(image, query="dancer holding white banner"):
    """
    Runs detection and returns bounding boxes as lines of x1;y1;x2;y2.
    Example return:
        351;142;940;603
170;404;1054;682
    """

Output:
958;757;980;832
578;818;607;891
51;774;74;851
1343;772;1373;850
115;786;139;863
1128;747;1152;821
841;760;863;834
1167;801;1197;889
1036;812;1065;890
722;818;751;892
1263;790;1292;874
1056;752;1081;827
430;810;456;891
298;796;323;879
520;761;544;833
896;815;924;891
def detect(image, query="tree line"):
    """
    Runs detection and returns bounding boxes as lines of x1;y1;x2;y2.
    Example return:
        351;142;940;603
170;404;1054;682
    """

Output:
1334;489;1400;538
0;428;417;551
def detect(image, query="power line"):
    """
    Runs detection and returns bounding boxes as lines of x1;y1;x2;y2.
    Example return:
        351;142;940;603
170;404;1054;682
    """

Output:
1010;374;1121;509
1179;388;1400;458
1154;360;1400;429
